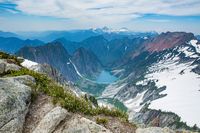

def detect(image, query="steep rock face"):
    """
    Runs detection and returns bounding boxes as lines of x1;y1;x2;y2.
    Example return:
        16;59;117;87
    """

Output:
0;75;34;133
17;42;105;82
35;63;67;83
16;42;80;82
71;47;102;78
131;109;180;128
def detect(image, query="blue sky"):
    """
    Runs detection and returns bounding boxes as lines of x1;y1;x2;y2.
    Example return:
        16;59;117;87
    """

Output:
0;0;200;34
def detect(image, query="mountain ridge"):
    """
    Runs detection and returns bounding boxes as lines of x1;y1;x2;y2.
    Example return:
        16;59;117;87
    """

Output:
0;36;44;53
16;42;103;82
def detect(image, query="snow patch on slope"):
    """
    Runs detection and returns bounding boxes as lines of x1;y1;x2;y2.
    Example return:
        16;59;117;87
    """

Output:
21;59;38;68
102;83;127;98
178;46;196;58
21;59;40;71
136;80;148;86
69;59;83;78
125;46;128;51
69;59;101;83
124;90;147;112
190;40;200;54
142;55;200;126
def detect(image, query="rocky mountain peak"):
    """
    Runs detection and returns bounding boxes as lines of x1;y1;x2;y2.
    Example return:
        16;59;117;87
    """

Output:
144;32;195;52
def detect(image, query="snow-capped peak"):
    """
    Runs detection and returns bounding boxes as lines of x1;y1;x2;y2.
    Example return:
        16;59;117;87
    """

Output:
92;27;129;33
92;26;113;33
118;27;129;32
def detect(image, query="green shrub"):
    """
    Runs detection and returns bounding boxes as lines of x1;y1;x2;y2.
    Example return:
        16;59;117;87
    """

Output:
96;117;108;125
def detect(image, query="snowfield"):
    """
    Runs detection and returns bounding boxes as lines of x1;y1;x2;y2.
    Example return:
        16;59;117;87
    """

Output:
144;54;200;126
101;40;200;126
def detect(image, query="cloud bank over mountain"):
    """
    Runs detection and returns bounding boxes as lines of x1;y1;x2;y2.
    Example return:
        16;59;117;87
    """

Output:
0;0;200;33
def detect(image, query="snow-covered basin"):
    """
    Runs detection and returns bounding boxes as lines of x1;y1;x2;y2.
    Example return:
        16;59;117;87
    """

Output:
145;59;200;127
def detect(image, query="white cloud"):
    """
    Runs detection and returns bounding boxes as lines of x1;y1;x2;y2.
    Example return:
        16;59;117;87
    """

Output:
1;0;200;30
3;1;198;15
12;0;200;17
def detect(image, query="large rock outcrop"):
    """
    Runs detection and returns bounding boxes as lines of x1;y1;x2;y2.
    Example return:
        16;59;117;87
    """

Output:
55;115;112;133
33;107;69;133
24;94;112;133
0;75;34;133
0;59;21;74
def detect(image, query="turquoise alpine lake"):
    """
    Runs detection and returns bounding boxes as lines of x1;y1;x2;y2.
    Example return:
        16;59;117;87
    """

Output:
95;70;118;84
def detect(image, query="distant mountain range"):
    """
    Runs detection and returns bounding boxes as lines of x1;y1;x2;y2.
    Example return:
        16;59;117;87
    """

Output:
0;37;44;53
0;27;157;56
0;31;20;38
0;27;157;42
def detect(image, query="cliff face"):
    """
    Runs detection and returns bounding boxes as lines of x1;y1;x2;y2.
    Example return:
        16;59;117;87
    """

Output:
71;47;102;79
16;42;80;82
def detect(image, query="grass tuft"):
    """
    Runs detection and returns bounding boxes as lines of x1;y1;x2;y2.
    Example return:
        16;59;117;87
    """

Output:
96;117;108;125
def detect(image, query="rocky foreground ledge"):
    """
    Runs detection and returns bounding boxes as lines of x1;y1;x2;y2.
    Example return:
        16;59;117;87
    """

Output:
0;75;111;133
0;54;198;133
